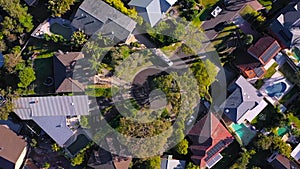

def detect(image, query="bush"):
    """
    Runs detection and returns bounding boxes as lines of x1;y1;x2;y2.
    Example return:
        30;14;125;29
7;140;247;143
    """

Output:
176;138;189;155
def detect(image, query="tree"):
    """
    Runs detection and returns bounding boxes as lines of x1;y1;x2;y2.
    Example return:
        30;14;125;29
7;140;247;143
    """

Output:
175;138;189;155
18;67;36;88
147;156;161;169
186;162;199;169
243;34;254;45
255;135;272;150
71;31;88;47
80;115;89;128
71;152;85;166
272;136;292;158
43;162;50;169
51;143;61;152
230;149;256;169
0;88;16;120
48;0;76;17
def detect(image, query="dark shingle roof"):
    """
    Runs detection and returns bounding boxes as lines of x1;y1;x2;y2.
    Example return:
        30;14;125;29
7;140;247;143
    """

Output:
53;52;85;93
72;0;136;41
270;154;300;169
222;76;264;123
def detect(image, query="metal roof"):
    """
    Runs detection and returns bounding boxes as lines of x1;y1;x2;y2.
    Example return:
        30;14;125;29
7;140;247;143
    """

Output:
14;95;89;117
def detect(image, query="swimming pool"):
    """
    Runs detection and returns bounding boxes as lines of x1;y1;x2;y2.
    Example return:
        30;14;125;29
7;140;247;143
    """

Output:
265;82;287;98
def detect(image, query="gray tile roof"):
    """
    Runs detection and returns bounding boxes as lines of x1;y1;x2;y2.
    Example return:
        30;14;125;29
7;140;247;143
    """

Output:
13;95;89;146
71;0;136;41
129;0;163;27
222;76;264;123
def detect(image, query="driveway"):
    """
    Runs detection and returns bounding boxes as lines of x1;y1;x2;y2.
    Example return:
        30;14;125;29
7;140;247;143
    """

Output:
201;0;263;40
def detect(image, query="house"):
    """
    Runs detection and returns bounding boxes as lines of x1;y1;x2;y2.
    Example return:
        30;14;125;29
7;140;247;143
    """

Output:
221;76;268;124
128;0;177;27
160;158;186;169
53;52;85;93
71;0;137;42
188;112;234;169
88;147;132;169
0;125;28;169
236;36;281;79
24;0;38;6
291;143;300;164
267;152;300;169
13;95;89;147
268;1;300;49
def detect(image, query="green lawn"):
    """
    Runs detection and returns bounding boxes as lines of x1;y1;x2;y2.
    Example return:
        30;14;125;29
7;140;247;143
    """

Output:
279;62;300;85
264;62;278;78
33;57;54;94
258;0;272;10
288;114;300;128
201;0;219;8
239;5;256;18
253;79;265;89
279;86;299;104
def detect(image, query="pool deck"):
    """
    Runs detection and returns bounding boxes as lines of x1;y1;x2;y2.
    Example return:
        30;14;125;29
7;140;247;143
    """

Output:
259;72;294;106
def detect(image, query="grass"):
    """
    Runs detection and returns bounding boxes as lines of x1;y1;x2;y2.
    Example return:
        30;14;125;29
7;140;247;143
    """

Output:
33;57;54;94
251;104;283;130
50;23;73;40
279;86;299;104
160;42;182;57
239;5;256;18
212;25;238;48
85;85;114;98
258;0;272;10
253;79;265;89
264;62;278;78
212;140;241;169
201;0;219;8
288;114;300;128
279;62;300;85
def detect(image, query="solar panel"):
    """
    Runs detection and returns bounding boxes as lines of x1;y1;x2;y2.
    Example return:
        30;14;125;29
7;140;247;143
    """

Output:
204;140;226;161
260;43;280;63
254;67;265;77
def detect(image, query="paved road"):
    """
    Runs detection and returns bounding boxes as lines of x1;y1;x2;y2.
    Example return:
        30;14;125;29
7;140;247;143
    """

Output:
201;0;263;39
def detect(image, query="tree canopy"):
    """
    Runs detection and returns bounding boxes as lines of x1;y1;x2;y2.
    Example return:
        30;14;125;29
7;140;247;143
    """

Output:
48;0;76;17
18;67;36;88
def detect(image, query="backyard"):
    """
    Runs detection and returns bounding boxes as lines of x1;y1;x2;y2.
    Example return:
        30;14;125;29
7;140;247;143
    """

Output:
264;62;278;79
279;62;300;85
212;141;241;169
67;134;91;155
251;105;284;130
50;23;73;40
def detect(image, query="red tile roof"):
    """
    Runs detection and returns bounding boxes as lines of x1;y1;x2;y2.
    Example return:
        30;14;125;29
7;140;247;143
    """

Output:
188;113;234;168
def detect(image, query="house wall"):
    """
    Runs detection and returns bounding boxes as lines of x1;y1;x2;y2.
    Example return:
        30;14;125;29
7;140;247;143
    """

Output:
15;146;27;169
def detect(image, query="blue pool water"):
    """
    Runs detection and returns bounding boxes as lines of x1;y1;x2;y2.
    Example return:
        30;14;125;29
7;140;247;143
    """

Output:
265;82;287;97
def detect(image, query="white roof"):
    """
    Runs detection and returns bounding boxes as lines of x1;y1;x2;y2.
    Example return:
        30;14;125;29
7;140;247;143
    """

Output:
160;159;186;169
292;143;300;161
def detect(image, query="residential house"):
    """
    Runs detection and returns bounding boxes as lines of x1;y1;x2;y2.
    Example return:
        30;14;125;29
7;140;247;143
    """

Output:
88;147;132;169
221;75;268;124
13;95;89;147
268;1;300;49
128;0;177;27
71;0;137;42
0;125;28;169
267;152;300;169
53;52;85;93
292;143;300;164
24;0;38;6
160;157;186;169
236;36;281;79
188;112;234;169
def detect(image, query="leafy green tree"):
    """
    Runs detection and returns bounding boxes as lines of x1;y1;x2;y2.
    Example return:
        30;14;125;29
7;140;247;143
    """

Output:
186;162;199;169
71;31;88;47
243;34;254;45
255;135;272;150
272;136;292;158
71;152;84;166
147;156;161;169
18;67;36;88
176;138;189;155
80;115;90;128
230;149;256;169
43;162;50;169
48;0;75;17
51;143;61;152
0;88;16;120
